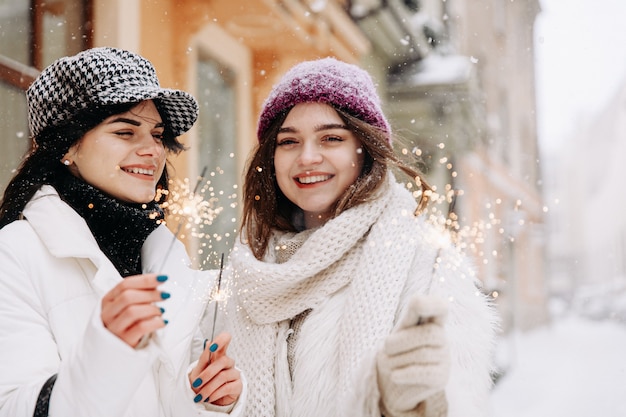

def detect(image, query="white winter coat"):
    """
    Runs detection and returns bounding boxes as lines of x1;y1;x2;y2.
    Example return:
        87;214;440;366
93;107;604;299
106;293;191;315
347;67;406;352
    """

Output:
0;186;246;417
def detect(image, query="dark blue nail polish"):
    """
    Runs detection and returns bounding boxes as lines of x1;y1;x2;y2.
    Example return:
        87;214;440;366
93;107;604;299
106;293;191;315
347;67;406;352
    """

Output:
159;307;165;314
209;343;218;352
161;292;171;300
192;378;202;388
203;397;210;403
203;339;208;350
156;275;168;282
193;393;202;403
163;319;169;325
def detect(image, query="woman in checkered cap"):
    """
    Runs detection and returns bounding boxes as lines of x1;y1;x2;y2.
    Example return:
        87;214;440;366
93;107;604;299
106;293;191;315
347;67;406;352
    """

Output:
212;58;498;417
0;48;244;417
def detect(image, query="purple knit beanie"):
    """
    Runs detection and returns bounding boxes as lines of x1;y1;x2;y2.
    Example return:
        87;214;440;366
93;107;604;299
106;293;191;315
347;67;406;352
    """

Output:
257;57;391;143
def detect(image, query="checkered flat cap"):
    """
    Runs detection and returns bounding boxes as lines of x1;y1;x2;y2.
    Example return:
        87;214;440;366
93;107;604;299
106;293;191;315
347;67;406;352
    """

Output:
27;47;198;138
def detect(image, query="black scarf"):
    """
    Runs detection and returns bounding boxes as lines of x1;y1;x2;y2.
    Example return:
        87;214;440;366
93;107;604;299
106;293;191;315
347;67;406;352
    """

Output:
52;172;165;277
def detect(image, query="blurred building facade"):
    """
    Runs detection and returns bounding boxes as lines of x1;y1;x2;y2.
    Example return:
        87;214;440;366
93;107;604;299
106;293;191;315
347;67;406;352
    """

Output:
0;0;547;330
545;74;626;320
349;0;548;330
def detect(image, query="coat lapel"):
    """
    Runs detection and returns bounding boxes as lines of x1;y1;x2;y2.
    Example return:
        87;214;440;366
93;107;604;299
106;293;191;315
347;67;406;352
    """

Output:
23;185;121;296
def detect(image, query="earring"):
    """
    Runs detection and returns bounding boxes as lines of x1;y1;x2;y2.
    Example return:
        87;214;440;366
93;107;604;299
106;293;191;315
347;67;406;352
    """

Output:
63;159;71;166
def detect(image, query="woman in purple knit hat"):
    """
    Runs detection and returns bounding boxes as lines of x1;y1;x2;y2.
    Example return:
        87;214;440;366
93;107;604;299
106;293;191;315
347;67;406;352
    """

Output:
212;57;498;417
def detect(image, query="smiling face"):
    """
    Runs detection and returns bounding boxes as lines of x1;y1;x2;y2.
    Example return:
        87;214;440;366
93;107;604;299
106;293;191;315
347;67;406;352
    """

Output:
274;102;365;229
63;100;167;203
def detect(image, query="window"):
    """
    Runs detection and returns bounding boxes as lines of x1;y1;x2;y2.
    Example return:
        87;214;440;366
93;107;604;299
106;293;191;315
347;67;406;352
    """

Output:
195;57;239;268
0;0;91;191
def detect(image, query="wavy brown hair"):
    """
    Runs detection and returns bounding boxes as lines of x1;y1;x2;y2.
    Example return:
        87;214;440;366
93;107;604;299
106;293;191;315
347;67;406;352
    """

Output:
241;105;432;260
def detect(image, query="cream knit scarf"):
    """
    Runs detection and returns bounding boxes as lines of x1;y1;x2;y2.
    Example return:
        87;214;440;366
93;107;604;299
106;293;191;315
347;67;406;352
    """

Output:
227;177;420;417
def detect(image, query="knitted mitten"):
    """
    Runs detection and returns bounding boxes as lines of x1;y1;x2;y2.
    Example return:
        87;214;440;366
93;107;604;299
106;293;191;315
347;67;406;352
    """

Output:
377;295;450;417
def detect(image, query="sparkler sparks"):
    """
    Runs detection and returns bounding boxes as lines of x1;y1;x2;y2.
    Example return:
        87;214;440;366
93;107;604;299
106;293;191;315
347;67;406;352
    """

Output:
399;143;528;302
157;167;239;271
157;167;224;241
153;167;225;273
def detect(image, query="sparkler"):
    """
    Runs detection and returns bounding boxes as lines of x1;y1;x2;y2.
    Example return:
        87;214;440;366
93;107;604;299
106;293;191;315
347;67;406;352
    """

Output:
158;166;230;269
403;143;510;267
207;252;224;360
417;192;458;325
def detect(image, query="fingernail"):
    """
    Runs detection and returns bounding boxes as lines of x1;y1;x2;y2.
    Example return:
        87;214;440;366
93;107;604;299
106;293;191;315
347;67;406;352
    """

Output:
159;307;165;314
156;275;168;282
193;393;202;403
163;319;169;325
192;378;202;388
161;292;171;300
209;343;218;352
203;339;208;350
203;397;210;403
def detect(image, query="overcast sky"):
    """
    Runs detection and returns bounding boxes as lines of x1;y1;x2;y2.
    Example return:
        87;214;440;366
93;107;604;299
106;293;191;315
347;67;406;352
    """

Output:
534;0;626;154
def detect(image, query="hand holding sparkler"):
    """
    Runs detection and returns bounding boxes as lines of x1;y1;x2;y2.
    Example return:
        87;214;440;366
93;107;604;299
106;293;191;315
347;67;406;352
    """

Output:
101;273;170;348
377;295;450;415
188;256;241;406
188;332;242;406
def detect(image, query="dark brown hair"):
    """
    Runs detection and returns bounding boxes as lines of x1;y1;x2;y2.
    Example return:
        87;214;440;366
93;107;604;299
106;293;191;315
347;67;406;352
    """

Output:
241;105;431;260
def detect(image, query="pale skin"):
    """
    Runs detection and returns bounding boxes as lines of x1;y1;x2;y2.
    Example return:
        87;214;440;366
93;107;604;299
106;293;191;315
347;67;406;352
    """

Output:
63;100;166;203
275;102;365;229
62;100;242;405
